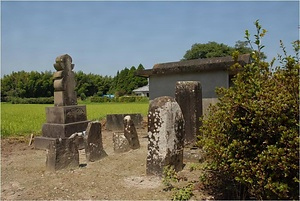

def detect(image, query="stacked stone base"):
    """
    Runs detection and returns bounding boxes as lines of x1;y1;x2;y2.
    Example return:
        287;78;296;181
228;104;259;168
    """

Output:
34;105;89;150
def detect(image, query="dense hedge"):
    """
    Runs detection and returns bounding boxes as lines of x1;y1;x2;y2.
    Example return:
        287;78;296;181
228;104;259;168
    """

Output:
90;96;149;103
10;97;54;104
198;21;299;200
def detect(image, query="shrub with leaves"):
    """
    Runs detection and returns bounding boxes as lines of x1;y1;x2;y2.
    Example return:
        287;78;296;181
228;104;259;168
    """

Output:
198;20;299;200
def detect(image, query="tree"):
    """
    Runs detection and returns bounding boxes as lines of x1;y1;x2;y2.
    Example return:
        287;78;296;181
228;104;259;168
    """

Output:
182;40;259;60
198;20;299;200
1;71;54;101
110;64;148;96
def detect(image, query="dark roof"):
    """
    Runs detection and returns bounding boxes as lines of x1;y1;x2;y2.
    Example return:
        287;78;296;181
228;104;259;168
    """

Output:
136;54;251;77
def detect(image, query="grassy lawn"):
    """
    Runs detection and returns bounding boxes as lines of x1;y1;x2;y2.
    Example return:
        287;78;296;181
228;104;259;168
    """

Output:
1;102;149;137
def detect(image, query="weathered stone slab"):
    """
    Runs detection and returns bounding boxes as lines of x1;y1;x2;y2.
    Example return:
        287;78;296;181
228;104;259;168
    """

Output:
46;138;79;171
124;115;140;149
45;105;87;124
113;132;130;153
106;113;143;131
175;81;202;145
146;96;185;176
84;121;107;162
42;121;89;138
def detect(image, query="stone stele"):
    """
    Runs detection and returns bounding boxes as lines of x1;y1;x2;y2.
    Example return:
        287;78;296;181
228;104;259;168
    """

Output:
113;132;131;153
146;96;185;176
175;81;202;146
46;137;79;171
123;115;140;149
84;121;107;162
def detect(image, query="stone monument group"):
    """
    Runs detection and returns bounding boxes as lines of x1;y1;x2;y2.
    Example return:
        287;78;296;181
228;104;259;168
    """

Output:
34;54;203;176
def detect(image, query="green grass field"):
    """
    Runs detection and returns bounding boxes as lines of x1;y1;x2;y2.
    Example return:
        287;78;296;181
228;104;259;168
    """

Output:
1;102;149;137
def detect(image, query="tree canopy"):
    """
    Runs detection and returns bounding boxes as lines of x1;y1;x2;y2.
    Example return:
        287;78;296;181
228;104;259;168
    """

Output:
1;64;148;101
182;40;254;60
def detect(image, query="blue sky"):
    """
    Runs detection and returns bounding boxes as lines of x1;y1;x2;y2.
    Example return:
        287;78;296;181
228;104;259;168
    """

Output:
1;1;299;77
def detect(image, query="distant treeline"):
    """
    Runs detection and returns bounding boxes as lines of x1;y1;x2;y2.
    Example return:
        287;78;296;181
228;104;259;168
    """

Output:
1;64;148;102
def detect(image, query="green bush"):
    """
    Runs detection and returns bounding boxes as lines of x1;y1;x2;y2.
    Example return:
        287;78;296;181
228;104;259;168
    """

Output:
10;97;54;104
90;96;112;103
90;95;149;103
80;93;87;101
198;20;299;200
118;96;149;103
172;183;194;201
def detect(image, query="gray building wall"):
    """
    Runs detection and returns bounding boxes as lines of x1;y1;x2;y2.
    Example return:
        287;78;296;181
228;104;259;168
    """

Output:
149;70;229;100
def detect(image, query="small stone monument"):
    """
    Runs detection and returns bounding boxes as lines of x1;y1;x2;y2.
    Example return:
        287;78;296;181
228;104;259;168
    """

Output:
113;132;131;153
84;121;107;162
46;137;79;171
175;81;202;145
146;96;185;176
124;115;140;149
34;54;89;150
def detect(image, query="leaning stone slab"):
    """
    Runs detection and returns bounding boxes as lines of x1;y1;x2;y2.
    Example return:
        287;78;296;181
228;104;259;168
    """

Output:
124;115;140;149
175;81;202;145
46;137;79;171
84;121;107;162
106;113;143;131
146;96;185;176
113;132;130;153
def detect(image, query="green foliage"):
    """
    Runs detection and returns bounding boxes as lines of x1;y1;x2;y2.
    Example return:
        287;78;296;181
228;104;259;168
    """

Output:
10;97;54;104
80;93;87;101
172;183;194;201
182;41;254;60
90;96;113;103
117;96;149;103
111;64;148;96
188;163;202;172
75;71;113;97
1;71;54;101
162;166;194;200
90;95;149;103
162;165;179;188
1;64;147;102
198;20;299;200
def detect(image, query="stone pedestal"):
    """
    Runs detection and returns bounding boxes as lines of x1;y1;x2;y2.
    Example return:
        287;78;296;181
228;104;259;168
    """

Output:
34;105;89;150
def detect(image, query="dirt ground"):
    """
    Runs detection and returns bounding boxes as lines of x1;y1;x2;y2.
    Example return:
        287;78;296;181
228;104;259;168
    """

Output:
1;127;212;200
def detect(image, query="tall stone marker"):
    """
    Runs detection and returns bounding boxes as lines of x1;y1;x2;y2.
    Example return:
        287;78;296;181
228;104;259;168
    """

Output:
84;121;107;162
146;96;185;176
124;115;140;149
175;81;202;145
34;54;89;150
